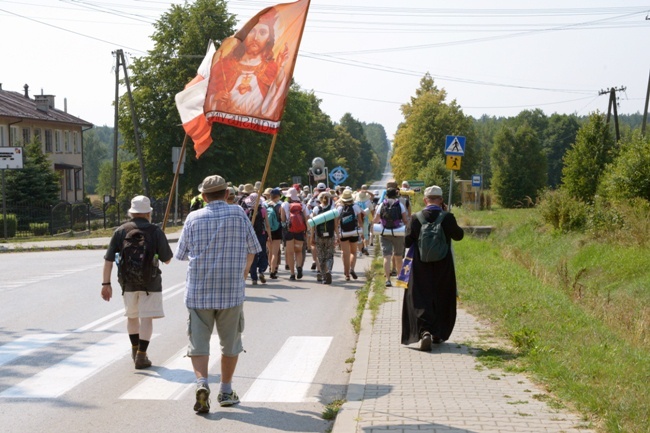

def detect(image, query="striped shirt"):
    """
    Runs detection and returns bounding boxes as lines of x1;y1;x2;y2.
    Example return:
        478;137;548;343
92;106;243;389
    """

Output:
176;200;261;310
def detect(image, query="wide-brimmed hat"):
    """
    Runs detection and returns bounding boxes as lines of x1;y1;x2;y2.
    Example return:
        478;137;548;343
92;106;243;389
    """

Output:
357;190;371;202
128;195;152;214
199;175;227;193
318;191;331;201
424;185;443;197
244;193;259;206
242;183;255;194
361;184;369;190
340;189;354;203
263;187;273;198
287;188;299;201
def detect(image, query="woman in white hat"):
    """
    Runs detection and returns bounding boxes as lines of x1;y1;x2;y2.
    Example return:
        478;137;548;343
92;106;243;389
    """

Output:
336;189;365;281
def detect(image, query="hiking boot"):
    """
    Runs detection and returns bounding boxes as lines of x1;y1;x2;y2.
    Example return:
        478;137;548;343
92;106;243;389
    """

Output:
390;269;397;276
194;383;210;414
350;270;358;280
311;262;317;270
385;279;392;287
217;390;240;407
316;273;322;282
259;273;266;284
131;345;138;362
270;272;278;279
324;272;332;285
134;351;152;369
289;275;296;281
296;267;303;279
420;332;432;352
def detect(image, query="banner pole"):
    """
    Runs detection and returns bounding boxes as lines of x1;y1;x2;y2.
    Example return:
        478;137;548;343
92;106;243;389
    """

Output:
251;133;279;223
162;134;189;232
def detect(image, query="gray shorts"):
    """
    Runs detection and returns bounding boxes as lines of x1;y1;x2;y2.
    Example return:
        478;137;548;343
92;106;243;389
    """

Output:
187;304;245;357
380;235;405;257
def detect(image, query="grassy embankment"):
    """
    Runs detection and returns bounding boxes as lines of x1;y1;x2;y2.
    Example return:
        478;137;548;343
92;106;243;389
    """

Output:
452;206;649;433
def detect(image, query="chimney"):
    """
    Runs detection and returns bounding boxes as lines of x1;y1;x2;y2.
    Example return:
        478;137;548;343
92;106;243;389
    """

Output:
35;94;56;112
0;83;3;90
64;97;67;113
24;84;29;98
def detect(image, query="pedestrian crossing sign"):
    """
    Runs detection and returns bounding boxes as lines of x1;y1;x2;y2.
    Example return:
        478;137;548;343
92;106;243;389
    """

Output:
446;155;461;171
444;135;466;156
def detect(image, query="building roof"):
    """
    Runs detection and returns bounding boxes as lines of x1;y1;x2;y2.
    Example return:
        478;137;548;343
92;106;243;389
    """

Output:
0;88;93;127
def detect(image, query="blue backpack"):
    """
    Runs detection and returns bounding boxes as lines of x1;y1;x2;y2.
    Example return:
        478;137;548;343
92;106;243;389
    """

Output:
266;202;281;232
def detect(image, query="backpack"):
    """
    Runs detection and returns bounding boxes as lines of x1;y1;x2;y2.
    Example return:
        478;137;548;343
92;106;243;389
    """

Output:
415;211;449;262
241;201;265;235
288;202;306;233
266;202;281;232
380;199;403;230
340;204;357;233
119;223;158;290
315;204;335;238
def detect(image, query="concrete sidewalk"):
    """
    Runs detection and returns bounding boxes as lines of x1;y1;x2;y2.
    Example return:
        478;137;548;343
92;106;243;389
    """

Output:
333;285;595;433
0;230;181;251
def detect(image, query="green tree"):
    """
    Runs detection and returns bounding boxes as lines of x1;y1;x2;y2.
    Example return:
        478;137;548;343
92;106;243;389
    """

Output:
491;124;546;208
562;112;617;202
363;122;390;174
392;73;476;183
3;141;60;204
82;129;107;194
339;113;380;186
543;113;581;188
598;130;650;201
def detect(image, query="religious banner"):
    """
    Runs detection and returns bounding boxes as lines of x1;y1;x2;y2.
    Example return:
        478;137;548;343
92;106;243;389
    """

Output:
204;0;310;134
395;245;415;289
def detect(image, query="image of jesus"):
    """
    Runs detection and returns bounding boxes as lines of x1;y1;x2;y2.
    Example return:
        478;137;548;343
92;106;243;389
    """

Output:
205;9;290;120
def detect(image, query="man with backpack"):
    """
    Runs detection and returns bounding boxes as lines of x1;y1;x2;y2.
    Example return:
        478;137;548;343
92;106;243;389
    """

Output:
401;185;464;352
241;193;271;285
373;188;409;287
101;195;173;370
266;188;284;279
281;187;308;281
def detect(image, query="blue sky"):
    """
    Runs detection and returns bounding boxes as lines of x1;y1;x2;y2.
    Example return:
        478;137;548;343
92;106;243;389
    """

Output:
1;0;648;139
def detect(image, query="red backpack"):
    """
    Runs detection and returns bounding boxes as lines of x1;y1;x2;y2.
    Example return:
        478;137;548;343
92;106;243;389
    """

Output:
288;202;306;233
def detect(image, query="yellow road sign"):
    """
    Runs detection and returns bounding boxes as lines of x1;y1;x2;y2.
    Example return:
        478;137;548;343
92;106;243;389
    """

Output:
446;155;461;171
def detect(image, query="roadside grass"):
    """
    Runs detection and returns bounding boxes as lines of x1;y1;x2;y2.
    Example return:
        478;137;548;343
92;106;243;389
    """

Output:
453;206;650;433
322;398;346;420
351;239;386;333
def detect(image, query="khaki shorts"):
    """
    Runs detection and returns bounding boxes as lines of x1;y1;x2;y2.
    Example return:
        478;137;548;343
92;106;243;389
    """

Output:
187;304;245;357
123;291;164;319
380;235;405;257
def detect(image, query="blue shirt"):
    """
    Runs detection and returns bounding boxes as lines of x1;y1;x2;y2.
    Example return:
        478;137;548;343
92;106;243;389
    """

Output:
176;200;261;310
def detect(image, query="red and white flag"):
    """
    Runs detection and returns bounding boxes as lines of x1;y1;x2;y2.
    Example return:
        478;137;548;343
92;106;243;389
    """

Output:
174;42;216;158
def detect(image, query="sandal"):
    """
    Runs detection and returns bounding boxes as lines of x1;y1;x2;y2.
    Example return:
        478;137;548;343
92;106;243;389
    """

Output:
345;275;350;281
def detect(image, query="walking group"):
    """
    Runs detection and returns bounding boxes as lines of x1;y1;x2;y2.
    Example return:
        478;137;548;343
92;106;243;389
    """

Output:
98;174;465;415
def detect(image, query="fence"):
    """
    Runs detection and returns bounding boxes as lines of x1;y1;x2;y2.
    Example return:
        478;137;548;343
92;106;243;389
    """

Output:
0;198;188;239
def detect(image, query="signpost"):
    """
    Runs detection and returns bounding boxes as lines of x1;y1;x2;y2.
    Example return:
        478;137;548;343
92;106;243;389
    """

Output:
407;179;425;192
1;148;24;239
171;147;186;225
329;166;349;186
444;136;466;206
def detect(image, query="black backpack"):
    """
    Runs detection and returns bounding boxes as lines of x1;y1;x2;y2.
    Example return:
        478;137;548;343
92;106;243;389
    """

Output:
380;200;403;230
415;211;449;262
119;223;158;290
241;201;265;235
315;204;335;238
339;204;357;233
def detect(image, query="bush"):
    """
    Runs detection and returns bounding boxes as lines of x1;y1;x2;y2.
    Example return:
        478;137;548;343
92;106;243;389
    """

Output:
538;188;588;232
589;196;650;246
29;222;50;236
0;213;18;238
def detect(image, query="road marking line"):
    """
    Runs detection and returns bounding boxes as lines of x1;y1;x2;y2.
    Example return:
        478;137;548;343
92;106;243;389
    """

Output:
120;335;220;401
242;336;332;402
0;334;127;399
0;334;69;367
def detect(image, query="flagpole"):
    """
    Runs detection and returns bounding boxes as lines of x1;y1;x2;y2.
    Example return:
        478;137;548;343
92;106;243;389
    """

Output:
251;133;278;223
162;134;189;232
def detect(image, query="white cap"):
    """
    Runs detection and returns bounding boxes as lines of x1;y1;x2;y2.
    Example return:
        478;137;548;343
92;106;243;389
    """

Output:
424;185;443;197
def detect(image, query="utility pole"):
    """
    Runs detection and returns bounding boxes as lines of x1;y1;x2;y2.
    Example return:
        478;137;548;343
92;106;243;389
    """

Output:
599;86;626;141
112;49;151;199
641;69;650;136
112;51;119;201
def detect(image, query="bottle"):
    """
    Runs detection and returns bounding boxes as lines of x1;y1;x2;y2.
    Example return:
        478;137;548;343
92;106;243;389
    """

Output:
115;252;120;266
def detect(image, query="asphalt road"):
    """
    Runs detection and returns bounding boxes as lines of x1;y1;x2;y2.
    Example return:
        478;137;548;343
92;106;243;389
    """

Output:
0;248;368;433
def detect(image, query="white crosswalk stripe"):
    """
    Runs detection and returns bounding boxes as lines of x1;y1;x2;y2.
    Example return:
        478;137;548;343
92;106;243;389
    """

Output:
0;264;102;292
0;333;69;367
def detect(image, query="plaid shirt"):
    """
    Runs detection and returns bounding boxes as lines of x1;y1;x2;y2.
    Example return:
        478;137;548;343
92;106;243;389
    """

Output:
176;200;261;310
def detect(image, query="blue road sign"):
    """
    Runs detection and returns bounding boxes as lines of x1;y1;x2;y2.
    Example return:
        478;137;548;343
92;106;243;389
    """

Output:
472;174;482;187
329;166;349;186
445;135;466;156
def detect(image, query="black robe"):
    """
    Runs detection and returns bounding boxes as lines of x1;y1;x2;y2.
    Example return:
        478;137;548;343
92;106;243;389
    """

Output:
401;208;464;345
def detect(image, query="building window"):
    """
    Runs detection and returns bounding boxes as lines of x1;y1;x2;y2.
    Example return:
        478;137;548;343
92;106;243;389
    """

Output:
45;129;53;153
64;131;71;153
66;170;73;191
55;130;62;152
74;170;82;190
10;126;19;146
34;128;42;145
0;125;6;146
22;127;31;145
73;131;81;153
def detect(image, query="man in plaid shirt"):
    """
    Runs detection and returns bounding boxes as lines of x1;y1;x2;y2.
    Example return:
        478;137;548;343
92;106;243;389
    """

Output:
176;174;261;414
